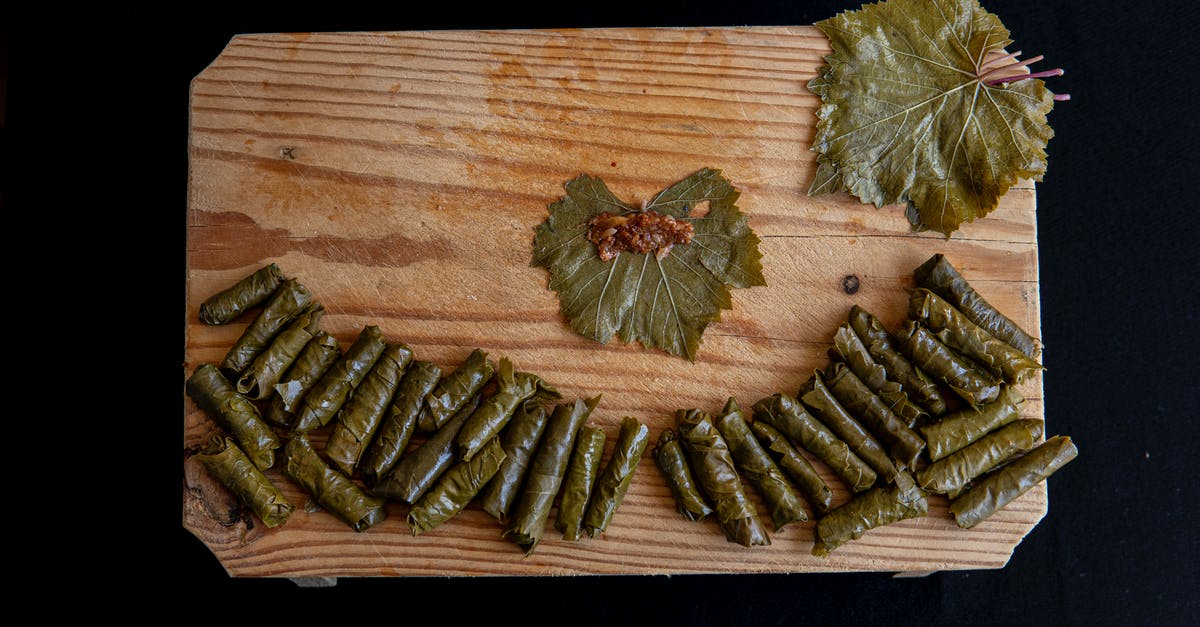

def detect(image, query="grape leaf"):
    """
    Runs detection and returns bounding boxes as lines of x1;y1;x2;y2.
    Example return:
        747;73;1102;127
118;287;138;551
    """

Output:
532;168;765;361
808;0;1060;236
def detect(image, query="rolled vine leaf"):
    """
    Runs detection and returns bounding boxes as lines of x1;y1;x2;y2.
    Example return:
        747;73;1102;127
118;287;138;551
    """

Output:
950;436;1077;528
199;263;286;325
653;429;714;522
479;402;550;523
677;408;770;547
583;416;650;537
195;435;293;528
283;436;386;532
186;363;279;470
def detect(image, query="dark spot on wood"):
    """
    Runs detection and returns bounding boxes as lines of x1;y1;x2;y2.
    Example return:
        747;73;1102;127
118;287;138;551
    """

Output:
611;161;617;167
842;275;861;294
280;146;297;160
190;211;457;271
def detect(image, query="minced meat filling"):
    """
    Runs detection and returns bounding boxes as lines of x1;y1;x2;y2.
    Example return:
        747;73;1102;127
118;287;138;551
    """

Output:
585;211;695;262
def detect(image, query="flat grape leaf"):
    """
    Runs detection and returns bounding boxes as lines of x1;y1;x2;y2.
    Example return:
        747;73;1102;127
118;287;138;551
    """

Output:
808;0;1058;236
532;168;765;361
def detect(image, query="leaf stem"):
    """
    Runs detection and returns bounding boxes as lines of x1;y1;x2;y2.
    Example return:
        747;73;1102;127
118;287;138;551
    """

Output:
985;68;1064;86
977;54;1044;81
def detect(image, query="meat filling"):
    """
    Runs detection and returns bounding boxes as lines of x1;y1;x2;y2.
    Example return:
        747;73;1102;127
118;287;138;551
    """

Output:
585;211;695;262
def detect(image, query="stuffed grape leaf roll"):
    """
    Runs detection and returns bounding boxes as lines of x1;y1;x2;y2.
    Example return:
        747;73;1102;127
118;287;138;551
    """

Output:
407;437;506;536
917;419;1043;496
895;321;1001;409
456;358;559;461
420;348;495;433
677;408;770;547
373;394;482;504
824;362;926;470
236;305;324;401
264;331;342;427
748;419;833;514
325;343;413;476
909;288;1043;384
800;371;900;484
186;364;280;470
199;263;286;325
479;402;550;523
654;429;714;522
359;360;442;486
715;398;807;531
556;425;606;541
950;436;1077;529
283;436;386;532
221;278;313;375
849;305;947;417
922;386;1026;461
812;473;927;556
584;416;650;537
505;396;600;554
831;324;926;427
292;325;387;433
195;435;293;528
752;393;875;493
914;254;1039;359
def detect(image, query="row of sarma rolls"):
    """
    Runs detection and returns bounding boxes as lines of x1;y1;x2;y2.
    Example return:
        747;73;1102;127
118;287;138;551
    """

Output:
653;254;1076;554
186;264;649;551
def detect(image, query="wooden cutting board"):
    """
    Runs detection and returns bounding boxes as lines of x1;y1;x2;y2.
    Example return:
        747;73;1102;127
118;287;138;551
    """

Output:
184;26;1046;578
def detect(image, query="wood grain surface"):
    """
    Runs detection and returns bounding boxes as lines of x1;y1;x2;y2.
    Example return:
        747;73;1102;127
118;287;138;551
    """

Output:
184;26;1047;577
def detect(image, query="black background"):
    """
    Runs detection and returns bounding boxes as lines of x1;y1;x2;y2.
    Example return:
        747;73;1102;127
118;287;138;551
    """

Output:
11;0;1196;622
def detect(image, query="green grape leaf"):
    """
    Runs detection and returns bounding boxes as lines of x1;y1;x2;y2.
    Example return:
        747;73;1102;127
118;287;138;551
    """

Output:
808;0;1059;236
532;168;765;361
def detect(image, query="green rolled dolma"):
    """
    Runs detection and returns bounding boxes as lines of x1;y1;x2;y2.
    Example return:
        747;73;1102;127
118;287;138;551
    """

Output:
653;429;714;522
186;364;280;470
221;279;313;375
372;394;482;504
752;393;876;493
505;396;600;554
407;437;506;536
420;348;495;433
556;425;606;541
812;473;928;556
909;288;1044;385
264;331;342;426
748;419;833;514
917;419;1043;495
714;398;807;531
196;435;293;528
800;372;900;484
849;305;948;417
358;361;442;485
456;358;559;461
199;263;286;325
677;409;770;547
283;436;387;532
922;386;1026;461
950;436;1077;529
895;321;1001;409
480;403;550;523
914;253;1039;359
325;343;413;476
236;305;324;400
824;362;926;470
584;416;650;537
831;324;926;426
292;325;387;433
